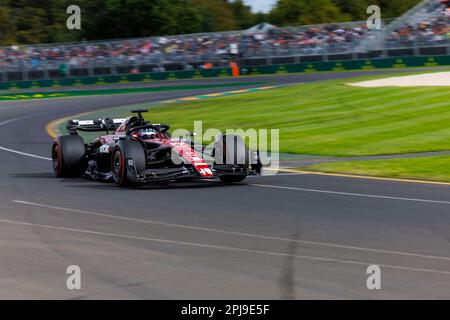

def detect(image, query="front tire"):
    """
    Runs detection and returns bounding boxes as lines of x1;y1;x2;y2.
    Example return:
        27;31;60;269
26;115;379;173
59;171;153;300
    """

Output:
112;149;129;187
112;140;146;187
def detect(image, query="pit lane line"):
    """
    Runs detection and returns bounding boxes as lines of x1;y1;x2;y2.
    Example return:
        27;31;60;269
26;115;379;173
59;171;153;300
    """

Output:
1;217;450;276
12;200;450;262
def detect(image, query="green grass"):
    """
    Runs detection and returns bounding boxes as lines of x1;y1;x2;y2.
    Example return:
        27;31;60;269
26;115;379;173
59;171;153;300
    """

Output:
143;72;450;156
64;70;450;157
301;156;450;183
55;70;450;182
0;81;264;101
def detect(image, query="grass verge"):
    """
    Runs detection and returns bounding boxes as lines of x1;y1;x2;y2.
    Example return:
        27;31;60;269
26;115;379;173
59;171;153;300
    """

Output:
52;70;450;182
300;156;450;183
0;81;264;101
56;70;450;157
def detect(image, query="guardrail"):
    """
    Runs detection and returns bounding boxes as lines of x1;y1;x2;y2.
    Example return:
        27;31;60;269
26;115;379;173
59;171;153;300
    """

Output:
0;55;448;91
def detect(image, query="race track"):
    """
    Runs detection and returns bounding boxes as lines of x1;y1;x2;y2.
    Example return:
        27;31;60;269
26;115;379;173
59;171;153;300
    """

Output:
0;71;449;299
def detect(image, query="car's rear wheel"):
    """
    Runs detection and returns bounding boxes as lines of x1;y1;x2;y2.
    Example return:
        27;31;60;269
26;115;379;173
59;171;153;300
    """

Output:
52;135;86;177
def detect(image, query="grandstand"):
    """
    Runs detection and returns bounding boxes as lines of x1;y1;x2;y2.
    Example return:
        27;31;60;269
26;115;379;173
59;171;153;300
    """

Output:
0;0;448;83
384;0;449;51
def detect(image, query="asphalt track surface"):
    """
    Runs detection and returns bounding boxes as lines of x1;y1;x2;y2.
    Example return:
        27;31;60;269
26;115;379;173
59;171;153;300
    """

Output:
0;71;449;299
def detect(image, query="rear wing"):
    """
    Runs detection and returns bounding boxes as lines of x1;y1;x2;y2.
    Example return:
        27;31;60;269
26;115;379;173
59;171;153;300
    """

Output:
67;118;126;134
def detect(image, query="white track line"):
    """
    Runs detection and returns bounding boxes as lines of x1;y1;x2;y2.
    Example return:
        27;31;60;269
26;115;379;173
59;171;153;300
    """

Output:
0;217;449;276
248;172;305;177
0;115;52;161
251;184;450;205
13;200;450;262
0;146;51;161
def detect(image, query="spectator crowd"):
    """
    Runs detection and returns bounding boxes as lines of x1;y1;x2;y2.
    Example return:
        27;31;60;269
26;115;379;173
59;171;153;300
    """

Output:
0;21;371;72
387;0;450;47
0;1;448;74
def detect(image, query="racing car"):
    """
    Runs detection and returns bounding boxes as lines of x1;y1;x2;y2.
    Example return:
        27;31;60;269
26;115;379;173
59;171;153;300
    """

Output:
51;110;262;187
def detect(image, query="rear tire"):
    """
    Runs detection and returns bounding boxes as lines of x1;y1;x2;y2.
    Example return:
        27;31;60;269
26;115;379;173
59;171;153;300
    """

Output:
52;135;86;178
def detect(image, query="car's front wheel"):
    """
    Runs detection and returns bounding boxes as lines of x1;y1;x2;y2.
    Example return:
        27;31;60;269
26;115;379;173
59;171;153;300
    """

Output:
112;140;146;187
112;149;127;187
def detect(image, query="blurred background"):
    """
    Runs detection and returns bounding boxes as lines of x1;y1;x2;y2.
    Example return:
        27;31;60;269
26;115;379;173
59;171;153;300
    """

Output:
0;0;448;82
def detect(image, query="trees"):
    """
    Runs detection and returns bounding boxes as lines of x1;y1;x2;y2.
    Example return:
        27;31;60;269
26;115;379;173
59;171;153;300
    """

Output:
0;0;80;44
230;0;256;29
0;6;16;45
374;0;422;18
332;0;422;20
269;0;348;26
69;0;237;40
190;0;237;31
0;0;424;45
331;0;369;21
79;0;192;39
268;0;422;26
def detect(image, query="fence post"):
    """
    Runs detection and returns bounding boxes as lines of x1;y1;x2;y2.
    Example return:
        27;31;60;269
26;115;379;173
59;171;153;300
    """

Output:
43;61;50;80
21;63;28;81
111;59;117;75
414;28;420;56
88;60;94;76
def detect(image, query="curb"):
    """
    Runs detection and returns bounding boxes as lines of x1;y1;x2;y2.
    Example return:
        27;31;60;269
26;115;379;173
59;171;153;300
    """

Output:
159;85;284;104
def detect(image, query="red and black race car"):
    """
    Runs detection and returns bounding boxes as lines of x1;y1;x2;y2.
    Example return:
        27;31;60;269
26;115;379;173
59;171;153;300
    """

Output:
52;110;262;187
